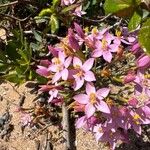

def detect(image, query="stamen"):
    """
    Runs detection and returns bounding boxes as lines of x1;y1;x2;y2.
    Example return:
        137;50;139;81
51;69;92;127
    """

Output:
90;93;97;104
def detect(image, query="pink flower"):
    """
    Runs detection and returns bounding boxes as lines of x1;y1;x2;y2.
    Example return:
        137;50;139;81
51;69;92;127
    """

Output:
61;0;75;5
48;51;72;83
93;126;128;150
73;5;86;17
73;83;110;118
73;57;96;90
76;115;99;130
48;89;59;102
92;33;118;62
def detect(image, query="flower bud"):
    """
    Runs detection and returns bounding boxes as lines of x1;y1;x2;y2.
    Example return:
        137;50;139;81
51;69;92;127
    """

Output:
128;98;138;107
137;55;150;69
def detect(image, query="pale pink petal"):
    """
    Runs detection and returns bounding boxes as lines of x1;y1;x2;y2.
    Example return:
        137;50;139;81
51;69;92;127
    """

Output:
84;71;96;81
58;51;65;63
109;44;119;52
48;64;58;72
64;56;72;68
82;58;94;71
86;82;96;95
128;37;136;43
75;116;86;128
103;51;112;63
73;57;82;67
52;72;61;83
74;77;84;91
95;132;104;142
85;103;96;118
104;32;114;44
95;40;102;48
73;94;89;104
96;101;110;114
92;49;103;58
133;124;141;135
96;88;110;99
61;68;68;80
113;38;121;45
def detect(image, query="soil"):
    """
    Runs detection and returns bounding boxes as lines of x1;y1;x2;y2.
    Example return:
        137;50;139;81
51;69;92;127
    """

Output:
0;82;150;150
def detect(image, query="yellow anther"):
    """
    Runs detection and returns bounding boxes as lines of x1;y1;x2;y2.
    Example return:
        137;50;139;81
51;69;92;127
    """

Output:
99;127;103;133
76;70;83;77
92;27;98;35
115;30;122;37
133;113;141;124
74;65;81;69
53;58;61;65
102;39;108;49
90;93;97;104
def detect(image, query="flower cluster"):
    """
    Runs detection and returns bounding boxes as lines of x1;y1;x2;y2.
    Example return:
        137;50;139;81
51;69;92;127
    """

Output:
36;23;150;149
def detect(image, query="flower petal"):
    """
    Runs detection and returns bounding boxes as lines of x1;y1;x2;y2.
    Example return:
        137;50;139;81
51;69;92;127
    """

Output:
84;71;96;81
73;57;82;67
86;82;96;95
96;88;110;99
73;94;89;104
82;58;94;71
109;44;119;52
75;116;86;128
61;68;68;80
52;72;61;83
103;51;112;63
74;22;84;38
85;103;95;118
96;101;110;114
74;77;84;91
64;56;72;68
92;49;103;58
58;51;65;63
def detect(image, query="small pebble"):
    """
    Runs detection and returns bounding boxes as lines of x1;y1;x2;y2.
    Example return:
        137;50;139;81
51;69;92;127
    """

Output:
0;95;3;101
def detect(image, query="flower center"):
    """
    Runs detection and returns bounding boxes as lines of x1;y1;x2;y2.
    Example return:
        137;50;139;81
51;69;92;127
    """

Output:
115;30;121;37
98;127;103;133
92;27;98;35
75;65;81;69
102;39;108;49
76;70;84;77
53;58;61;65
133;113;141;124
90;93;97;104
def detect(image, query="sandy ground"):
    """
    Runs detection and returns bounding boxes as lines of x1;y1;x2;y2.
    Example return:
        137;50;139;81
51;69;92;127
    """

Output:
0;82;109;150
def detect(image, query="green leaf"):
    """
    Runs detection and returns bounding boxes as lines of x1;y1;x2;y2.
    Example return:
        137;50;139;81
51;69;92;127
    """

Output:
104;0;141;17
0;50;7;62
39;8;53;17
138;18;150;55
32;30;42;42
128;10;142;31
0;63;9;73
53;0;60;7
50;15;59;34
1;72;25;84
5;41;20;61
